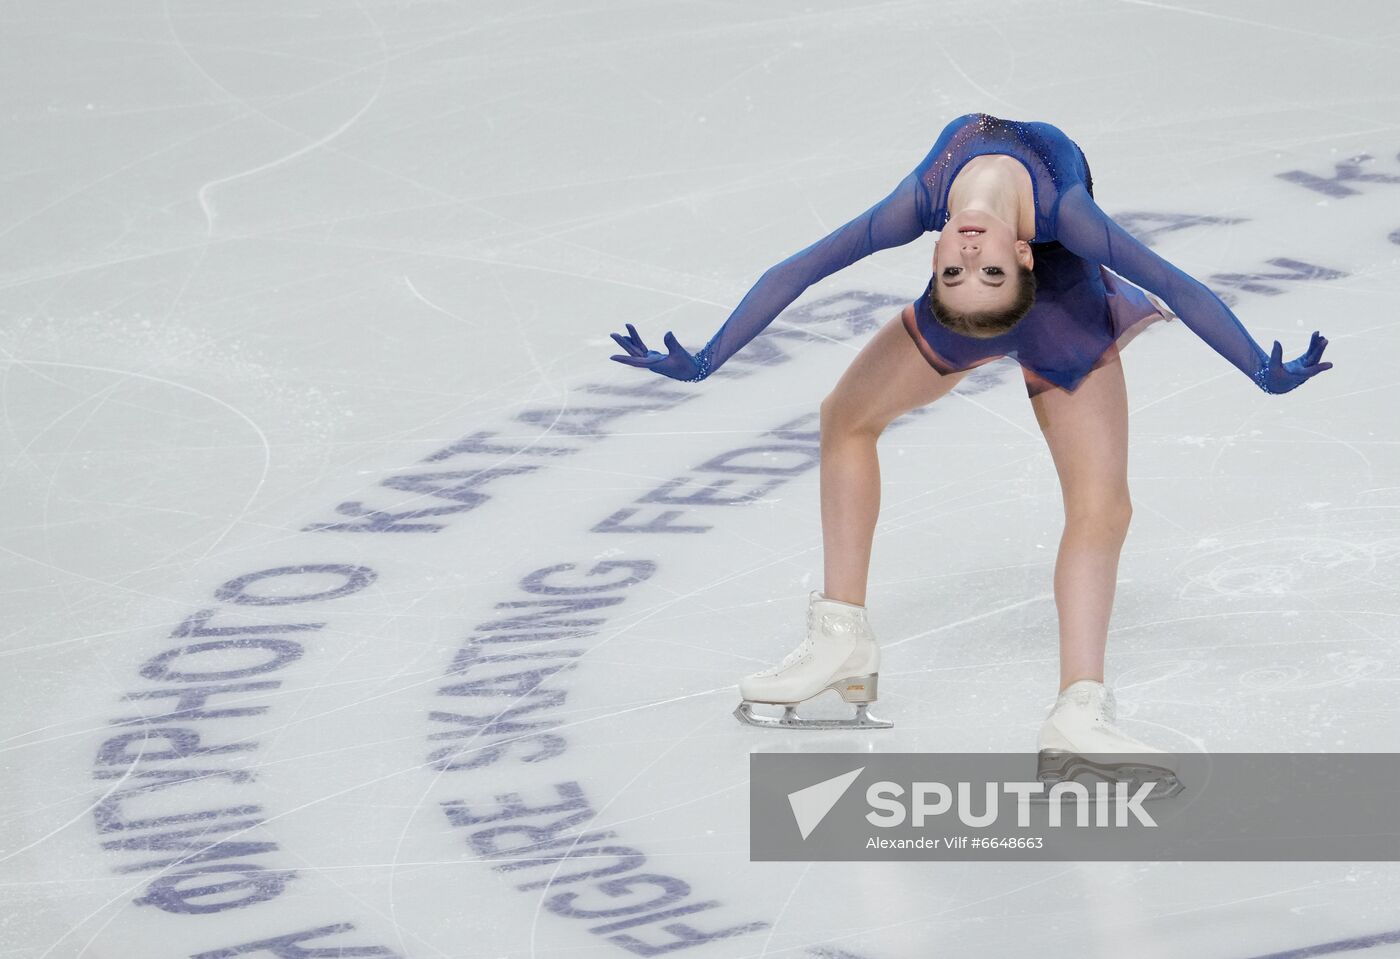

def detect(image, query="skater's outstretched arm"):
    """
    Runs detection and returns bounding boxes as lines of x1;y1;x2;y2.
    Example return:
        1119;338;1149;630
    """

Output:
1054;184;1332;394
610;169;930;381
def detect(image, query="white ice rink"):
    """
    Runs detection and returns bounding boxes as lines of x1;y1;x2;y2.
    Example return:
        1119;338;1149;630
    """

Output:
4;1;1400;956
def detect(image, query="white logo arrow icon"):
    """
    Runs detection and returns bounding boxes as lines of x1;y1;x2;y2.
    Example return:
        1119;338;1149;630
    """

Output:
787;767;864;840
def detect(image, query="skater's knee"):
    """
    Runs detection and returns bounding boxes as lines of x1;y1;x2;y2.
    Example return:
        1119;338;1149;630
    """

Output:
1064;491;1132;532
820;392;885;439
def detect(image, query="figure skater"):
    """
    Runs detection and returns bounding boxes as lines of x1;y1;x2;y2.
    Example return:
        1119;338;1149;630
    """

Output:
609;113;1331;773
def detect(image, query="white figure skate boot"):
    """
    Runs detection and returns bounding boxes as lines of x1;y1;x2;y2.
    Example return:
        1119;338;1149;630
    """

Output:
734;591;891;729
1036;679;1182;799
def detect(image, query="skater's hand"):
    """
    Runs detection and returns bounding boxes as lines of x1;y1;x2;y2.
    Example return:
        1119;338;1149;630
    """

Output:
609;324;707;381
1256;331;1332;394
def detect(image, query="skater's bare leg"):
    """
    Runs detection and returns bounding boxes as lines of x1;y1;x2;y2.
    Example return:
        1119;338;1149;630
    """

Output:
819;307;970;606
1028;350;1132;693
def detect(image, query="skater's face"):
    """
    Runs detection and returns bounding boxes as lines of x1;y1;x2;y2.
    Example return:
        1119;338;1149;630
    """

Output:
933;213;1033;314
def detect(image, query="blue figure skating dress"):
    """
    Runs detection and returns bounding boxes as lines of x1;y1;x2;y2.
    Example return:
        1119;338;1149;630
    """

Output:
678;113;1288;394
901;115;1165;396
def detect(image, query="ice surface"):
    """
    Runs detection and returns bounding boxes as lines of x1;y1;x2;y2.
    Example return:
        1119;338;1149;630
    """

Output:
2;1;1399;957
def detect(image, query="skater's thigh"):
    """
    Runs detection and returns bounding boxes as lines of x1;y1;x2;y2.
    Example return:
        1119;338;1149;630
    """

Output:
1029;350;1130;513
822;306;970;435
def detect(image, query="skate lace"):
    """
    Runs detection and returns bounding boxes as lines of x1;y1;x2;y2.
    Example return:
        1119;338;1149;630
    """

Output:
778;637;814;669
765;602;868;674
776;603;820;668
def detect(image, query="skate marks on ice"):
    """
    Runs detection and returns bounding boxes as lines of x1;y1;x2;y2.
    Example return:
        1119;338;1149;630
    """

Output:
1174;501;1399;707
1177;525;1400;600
1236;657;1386;694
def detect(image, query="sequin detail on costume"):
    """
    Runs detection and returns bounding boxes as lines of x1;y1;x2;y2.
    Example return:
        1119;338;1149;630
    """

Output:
685;341;715;382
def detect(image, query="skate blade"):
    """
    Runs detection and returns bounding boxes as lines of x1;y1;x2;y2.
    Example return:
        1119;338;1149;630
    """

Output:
733;701;893;730
1032;749;1184;801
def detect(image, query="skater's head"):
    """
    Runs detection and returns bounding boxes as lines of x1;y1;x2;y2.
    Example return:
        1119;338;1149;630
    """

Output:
930;213;1036;338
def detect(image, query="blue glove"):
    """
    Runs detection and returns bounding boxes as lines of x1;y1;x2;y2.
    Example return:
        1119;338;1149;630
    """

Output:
609;323;712;382
1254;331;1333;394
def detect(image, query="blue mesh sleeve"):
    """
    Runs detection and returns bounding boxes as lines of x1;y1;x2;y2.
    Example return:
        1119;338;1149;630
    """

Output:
689;169;930;379
1054;184;1270;385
